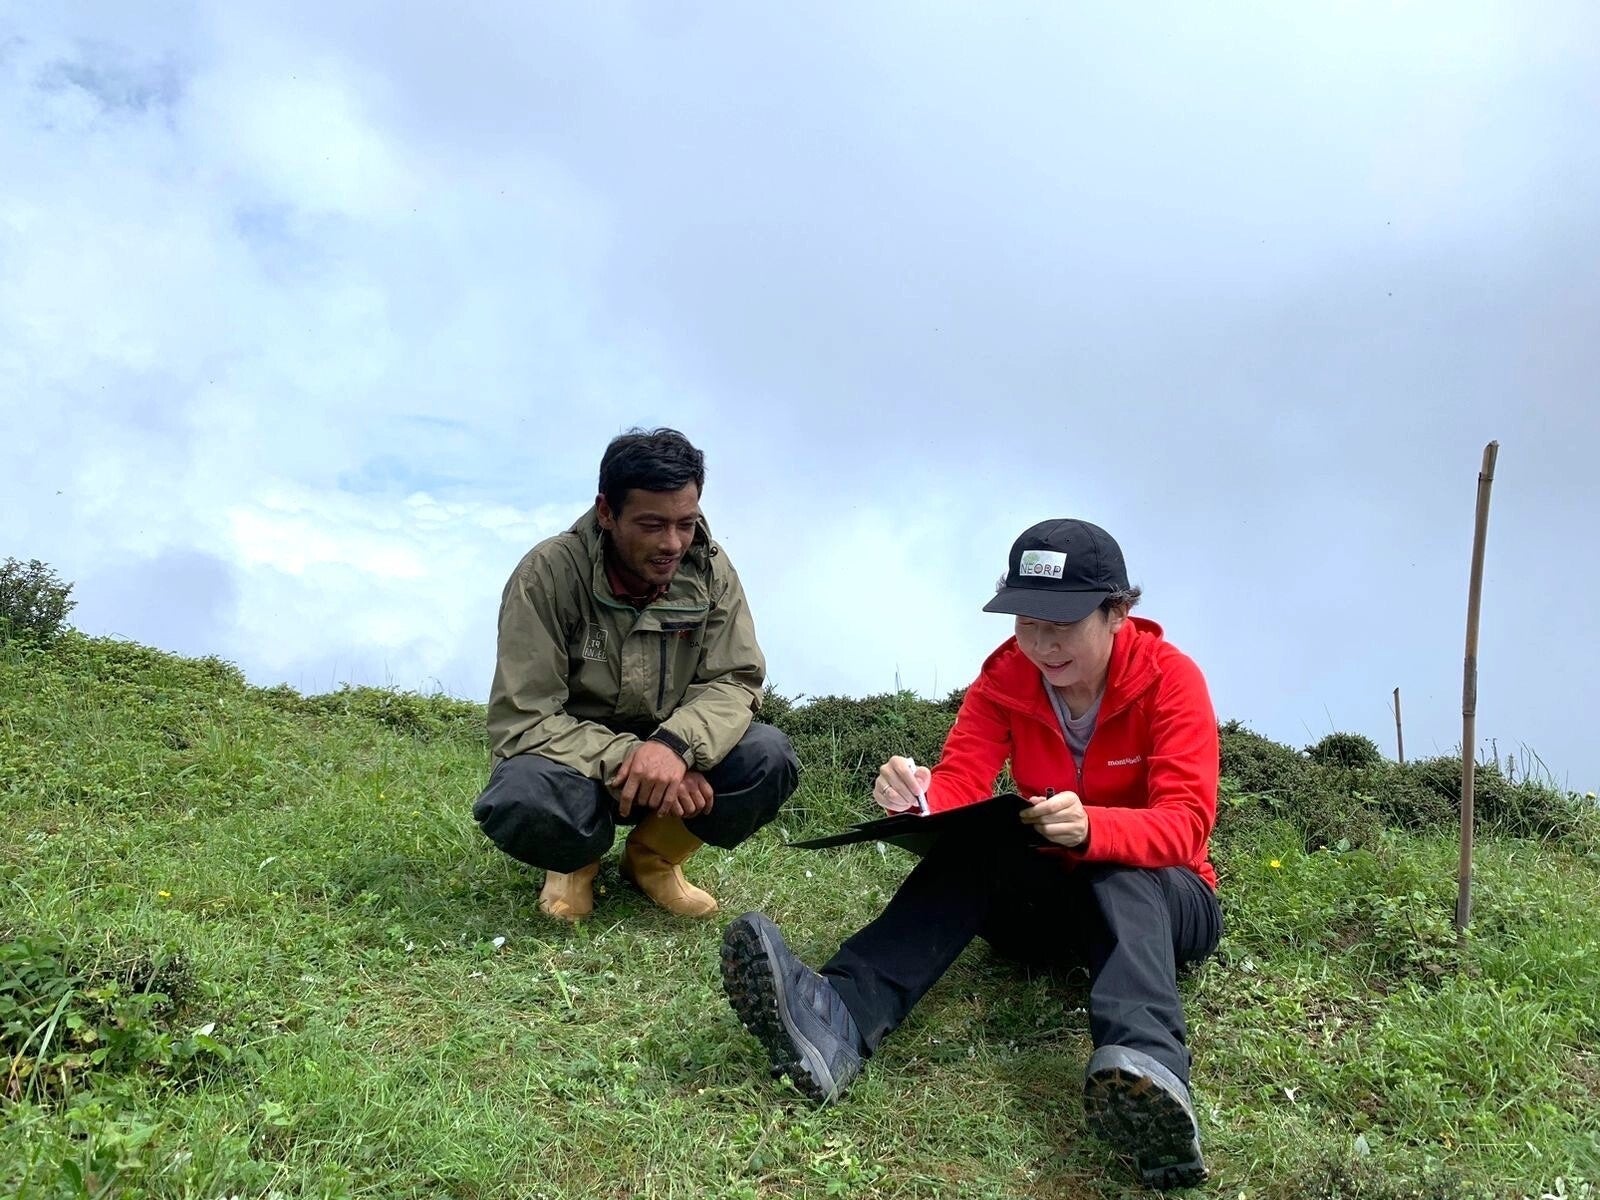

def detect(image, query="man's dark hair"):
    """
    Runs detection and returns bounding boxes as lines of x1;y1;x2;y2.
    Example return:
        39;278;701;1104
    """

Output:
598;427;706;514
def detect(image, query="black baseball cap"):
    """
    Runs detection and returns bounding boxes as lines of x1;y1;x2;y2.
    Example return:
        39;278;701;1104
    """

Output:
982;519;1130;623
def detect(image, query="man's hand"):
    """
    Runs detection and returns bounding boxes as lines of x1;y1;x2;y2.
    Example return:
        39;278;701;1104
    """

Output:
660;770;715;819
1020;791;1090;848
610;741;689;817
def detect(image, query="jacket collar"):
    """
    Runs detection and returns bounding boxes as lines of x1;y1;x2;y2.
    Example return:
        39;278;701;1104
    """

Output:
977;615;1166;726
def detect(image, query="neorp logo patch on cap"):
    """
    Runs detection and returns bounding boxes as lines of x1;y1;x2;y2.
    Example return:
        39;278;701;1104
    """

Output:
1018;550;1066;579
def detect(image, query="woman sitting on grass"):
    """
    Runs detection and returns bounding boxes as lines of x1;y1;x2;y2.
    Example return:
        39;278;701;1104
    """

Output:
719;518;1223;1191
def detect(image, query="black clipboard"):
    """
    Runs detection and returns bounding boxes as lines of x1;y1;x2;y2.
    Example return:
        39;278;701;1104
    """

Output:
788;792;1042;855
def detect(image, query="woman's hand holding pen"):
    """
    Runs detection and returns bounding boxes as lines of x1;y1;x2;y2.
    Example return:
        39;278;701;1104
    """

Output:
874;755;930;813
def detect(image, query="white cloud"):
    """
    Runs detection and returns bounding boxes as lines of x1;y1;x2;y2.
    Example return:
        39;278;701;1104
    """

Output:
0;18;622;697
219;485;568;691
188;66;420;223
721;496;1013;700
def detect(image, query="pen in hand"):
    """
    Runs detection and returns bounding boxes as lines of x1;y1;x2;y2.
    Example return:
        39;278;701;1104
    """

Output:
904;756;929;815
1020;787;1055;839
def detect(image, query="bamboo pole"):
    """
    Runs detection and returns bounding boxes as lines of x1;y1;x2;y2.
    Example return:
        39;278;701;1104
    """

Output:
1392;687;1405;765
1456;441;1499;933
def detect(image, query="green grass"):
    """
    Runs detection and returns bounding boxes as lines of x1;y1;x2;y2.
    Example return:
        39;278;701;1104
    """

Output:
3;634;1600;1198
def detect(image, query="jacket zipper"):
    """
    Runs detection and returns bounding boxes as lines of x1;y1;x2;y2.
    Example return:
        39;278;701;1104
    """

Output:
1051;690;1095;801
1046;669;1159;800
657;637;668;712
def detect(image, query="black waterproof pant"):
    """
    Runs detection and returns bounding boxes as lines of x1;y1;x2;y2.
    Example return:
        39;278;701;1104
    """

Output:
820;802;1222;1086
472;723;798;873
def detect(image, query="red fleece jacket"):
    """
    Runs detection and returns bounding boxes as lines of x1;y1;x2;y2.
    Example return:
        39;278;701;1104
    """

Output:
925;616;1219;890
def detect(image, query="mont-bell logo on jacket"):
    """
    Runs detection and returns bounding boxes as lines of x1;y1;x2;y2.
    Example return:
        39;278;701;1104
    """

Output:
1019;550;1066;579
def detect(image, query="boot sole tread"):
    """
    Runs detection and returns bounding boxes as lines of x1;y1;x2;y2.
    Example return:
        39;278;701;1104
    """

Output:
720;917;837;1103
1084;1065;1208;1190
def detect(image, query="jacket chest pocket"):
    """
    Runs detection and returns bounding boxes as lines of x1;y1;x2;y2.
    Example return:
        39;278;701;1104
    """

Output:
564;621;618;707
652;620;705;717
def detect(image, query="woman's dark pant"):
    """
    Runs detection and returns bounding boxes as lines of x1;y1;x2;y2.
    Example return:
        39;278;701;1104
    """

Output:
819;803;1222;1087
472;723;799;872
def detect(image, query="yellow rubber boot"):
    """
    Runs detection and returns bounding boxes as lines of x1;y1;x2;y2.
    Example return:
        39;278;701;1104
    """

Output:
622;813;718;918
538;860;600;922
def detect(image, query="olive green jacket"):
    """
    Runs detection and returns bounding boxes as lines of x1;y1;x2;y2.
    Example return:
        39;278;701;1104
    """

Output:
486;507;766;781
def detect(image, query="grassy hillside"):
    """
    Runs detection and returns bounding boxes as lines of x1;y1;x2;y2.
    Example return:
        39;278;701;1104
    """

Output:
3;634;1599;1199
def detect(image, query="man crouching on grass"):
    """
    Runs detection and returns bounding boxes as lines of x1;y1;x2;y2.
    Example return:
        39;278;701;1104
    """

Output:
472;427;797;920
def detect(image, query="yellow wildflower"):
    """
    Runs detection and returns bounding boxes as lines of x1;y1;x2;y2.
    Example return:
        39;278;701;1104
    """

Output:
157;890;172;898
1269;860;1282;870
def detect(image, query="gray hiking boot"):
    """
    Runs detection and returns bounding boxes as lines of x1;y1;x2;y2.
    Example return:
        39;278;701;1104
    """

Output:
1083;1045;1208;1190
720;912;863;1103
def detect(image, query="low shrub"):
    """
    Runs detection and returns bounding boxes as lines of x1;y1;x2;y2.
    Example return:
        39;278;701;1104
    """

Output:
1307;731;1385;770
0;558;76;646
1220;720;1311;798
766;689;966;798
290;684;486;743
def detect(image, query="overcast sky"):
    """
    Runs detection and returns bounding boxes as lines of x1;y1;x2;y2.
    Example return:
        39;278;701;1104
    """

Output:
4;2;1597;792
